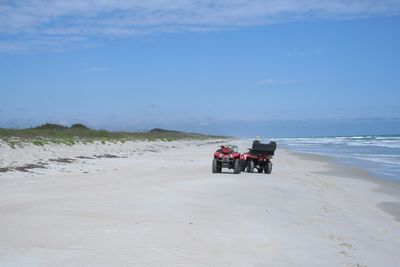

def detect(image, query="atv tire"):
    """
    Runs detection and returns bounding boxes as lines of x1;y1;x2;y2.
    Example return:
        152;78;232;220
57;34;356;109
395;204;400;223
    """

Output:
212;158;221;173
257;167;263;173
264;161;272;174
246;160;254;173
233;159;241;174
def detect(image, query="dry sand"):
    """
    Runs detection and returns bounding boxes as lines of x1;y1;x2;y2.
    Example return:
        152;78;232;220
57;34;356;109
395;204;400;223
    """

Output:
0;139;399;267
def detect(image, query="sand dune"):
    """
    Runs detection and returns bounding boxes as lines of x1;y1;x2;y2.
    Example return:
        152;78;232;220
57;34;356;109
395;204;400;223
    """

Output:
0;140;399;266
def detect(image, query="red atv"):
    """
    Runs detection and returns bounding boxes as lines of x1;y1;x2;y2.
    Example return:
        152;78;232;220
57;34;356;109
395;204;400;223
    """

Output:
212;145;243;174
242;140;276;174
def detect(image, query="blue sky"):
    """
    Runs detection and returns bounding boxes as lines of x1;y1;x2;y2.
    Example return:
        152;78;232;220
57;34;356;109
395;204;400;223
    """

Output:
0;1;399;137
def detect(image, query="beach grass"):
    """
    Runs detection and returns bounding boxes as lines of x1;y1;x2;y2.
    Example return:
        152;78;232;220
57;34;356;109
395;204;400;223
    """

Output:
0;123;227;148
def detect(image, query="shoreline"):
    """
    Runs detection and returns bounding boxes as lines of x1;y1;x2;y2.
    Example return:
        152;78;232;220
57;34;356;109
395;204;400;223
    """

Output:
284;148;400;222
275;136;400;183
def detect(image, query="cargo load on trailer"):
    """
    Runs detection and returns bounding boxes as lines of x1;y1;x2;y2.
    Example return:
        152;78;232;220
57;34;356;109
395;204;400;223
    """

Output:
249;140;276;156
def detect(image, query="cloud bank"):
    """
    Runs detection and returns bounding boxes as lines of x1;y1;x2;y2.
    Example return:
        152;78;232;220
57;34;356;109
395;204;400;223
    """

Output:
1;0;399;52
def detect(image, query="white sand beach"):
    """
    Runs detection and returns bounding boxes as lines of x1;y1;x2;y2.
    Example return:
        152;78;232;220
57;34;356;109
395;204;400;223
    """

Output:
0;140;399;267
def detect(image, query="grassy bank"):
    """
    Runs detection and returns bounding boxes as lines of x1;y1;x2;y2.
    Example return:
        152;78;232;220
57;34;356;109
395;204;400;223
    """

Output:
0;123;227;148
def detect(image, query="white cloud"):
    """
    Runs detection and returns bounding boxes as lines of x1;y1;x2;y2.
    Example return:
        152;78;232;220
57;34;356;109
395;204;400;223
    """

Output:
1;0;399;52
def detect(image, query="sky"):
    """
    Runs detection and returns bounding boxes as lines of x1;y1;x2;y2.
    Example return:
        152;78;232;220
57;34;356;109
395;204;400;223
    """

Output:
0;0;400;137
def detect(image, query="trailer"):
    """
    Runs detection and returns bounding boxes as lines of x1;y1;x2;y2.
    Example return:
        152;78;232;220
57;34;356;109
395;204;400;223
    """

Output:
242;140;276;174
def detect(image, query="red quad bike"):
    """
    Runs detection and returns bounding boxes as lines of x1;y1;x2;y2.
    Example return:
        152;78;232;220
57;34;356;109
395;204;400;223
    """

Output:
242;140;277;174
212;145;243;174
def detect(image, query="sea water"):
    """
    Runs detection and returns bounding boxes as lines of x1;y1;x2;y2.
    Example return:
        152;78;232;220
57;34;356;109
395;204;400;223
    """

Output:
275;135;400;181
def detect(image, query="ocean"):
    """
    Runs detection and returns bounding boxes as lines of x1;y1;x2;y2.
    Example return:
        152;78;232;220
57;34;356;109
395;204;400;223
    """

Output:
275;135;400;181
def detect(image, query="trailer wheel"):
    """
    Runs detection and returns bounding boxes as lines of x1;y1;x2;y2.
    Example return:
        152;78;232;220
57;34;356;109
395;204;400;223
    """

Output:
212;158;221;173
233;159;241;174
246;160;254;173
264;161;272;174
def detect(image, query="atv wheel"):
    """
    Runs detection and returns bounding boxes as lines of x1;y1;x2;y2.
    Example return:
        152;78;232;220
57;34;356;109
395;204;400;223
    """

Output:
257;167;263;173
212;158;221;173
233;159;241;174
246;160;254;173
264;161;272;174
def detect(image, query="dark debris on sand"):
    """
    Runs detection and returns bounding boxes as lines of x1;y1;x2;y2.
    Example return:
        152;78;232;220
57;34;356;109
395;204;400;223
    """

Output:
0;154;126;174
76;156;95;159
49;158;76;164
95;154;124;158
0;162;48;173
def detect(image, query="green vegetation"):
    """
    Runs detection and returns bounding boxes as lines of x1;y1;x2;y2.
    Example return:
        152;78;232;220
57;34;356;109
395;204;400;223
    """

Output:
0;123;227;148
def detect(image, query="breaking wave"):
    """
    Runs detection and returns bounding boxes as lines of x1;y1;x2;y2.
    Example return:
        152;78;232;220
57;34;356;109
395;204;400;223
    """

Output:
276;135;400;181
